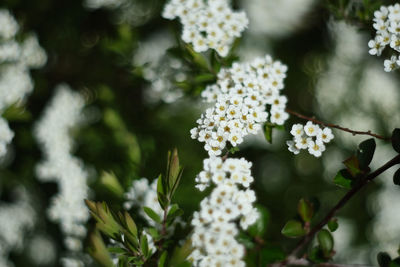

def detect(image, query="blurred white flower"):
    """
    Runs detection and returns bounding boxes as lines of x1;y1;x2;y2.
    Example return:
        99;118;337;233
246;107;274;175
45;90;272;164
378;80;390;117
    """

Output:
34;84;89;266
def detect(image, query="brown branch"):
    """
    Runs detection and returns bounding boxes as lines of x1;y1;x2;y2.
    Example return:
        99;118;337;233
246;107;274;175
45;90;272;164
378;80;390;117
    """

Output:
271;154;400;266
286;108;391;141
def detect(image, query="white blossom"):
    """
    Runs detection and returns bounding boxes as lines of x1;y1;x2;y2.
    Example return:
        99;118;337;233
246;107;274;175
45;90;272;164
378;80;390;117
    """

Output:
162;0;248;57
368;4;400;72
189;157;258;266
34;84;89;266
0;10;47;157
191;55;289;156
287;122;333;158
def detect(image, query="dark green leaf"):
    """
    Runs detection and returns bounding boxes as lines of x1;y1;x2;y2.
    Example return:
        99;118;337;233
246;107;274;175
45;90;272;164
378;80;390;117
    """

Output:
298;198;314;223
194;73;216;84
143;207;161;224
167;204;184;224
392;129;400;153
281;220;306;238
333;169;353;189
357;138;376;170
308;246;325;264
237;232;255;249
158;251;168;267
260;245;286;265
264;124;273;144
140;233;149;258
328;218;339;232
248;205;270;237
157;174;168;209
107;247;126;254
393;169;400;186
377;252;391;267
391;258;400;267
317;229;334;257
343;155;362;177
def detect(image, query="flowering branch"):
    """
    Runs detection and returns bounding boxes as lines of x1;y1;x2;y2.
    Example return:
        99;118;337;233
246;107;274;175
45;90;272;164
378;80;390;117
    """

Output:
272;154;400;267
286;108;391;141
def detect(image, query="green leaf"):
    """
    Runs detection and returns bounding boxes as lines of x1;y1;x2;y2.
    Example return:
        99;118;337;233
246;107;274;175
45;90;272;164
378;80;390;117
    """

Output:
391;258;400;267
158;251;168;267
394;169;400;186
236;232;255;249
107;247;126;254
298;198;314;223
124;211;138;237
357;138;376;170
317;229;334;257
333;169;353;189
194;73;216;84
100;171;124;196
260;245;286;265
308;246;325;264
167;204;184;224
143;207;162;224
264;124;273;144
343;155;362;177
2;103;32;121
327;218;339;232
392;129;400;153
377;252;391;267
88;231;114;267
281;220;306;238
248;205;270;237
157;174;168;210
140;233;149;258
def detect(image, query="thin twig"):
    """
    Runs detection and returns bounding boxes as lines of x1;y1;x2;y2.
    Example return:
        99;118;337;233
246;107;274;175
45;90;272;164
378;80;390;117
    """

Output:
286;108;390;141
272;154;400;266
283;257;374;267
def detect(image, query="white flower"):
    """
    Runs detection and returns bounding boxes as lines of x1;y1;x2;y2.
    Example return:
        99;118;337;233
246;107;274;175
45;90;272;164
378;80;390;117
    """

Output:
190;157;258;266
191;55;289;156
290;123;304;137
316;127;334;143
162;0;248;56
384;55;399;72
307;140;326;158
288;123;333;157
303;121;320;137
286;140;300;155
34;84;89;258
368;4;400;72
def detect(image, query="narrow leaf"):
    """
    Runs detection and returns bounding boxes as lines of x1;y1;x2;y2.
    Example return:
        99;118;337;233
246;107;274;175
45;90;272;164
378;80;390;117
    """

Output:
143;207;162;224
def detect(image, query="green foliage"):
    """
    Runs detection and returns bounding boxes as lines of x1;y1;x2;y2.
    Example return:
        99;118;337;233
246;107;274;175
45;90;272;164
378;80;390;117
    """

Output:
333;169;353;189
378;252;391;267
281;220;306;238
393;169;400;186
392;129;400;153
327;218;339;232
317;229;334;258
298;198;314;223
248;205;270;238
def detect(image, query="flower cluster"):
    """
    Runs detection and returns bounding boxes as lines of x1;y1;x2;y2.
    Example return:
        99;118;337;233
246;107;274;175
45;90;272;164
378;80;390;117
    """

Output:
368;4;400;72
0;9;47;157
34;84;89;266
162;0;248;57
190;55;289;156
287;122;334;157
0;188;36;267
189;157;258;266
